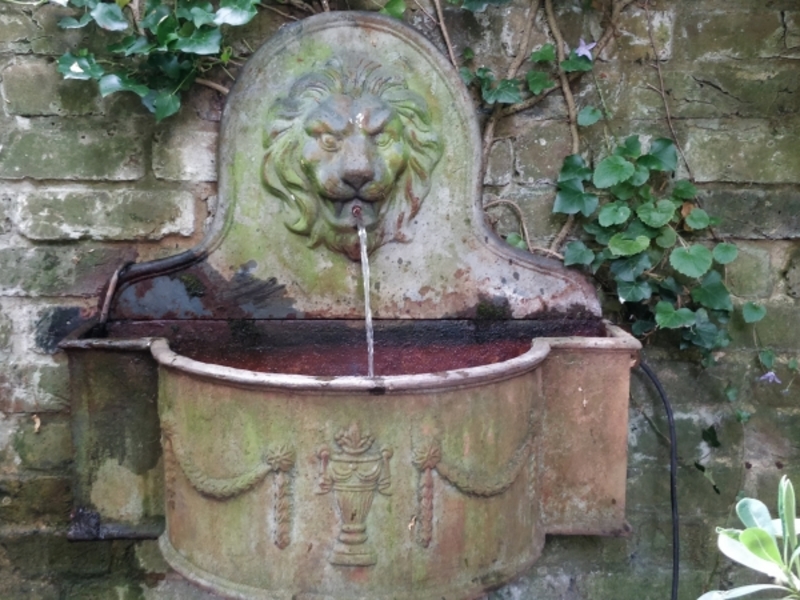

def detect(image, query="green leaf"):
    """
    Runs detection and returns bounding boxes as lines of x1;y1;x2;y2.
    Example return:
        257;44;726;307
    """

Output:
691;271;733;311
743;302;766;324
109;35;155;55
655;226;678;249
174;26;221;54
577;105;602;126
560;51;593;72
725;383;739;402
462;47;475;61
530;43;555;63
778;476;797;562
608;182;637;201
614;135;641;159
617;279;653;303
718;533;787;580
598;202;631;227
98;73;150;97
737;499;775;532
673;179;698;199
141;3;170;31
558;154;592;182
684;308;729;350
593;156;635;189
631;319;656;336
638;138;678;172
735;410;751;424
58;13;93;28
505;232;527;251
670;244;713;278
553;179;598;217
759;349;775;370
526;70;555;95
57;52;104;80
214;0;258;25
740;527;783;566
789;358;798;372
685;208;711;230
563;241;595;266
628;163;650;187
610;252;651;282
379;0;406;18
460;0;511;12
655;301;696;329
459;67;474;85
481;78;522;105
153;90;181;121
608;233;650;257
637;200;676;229
713;243;739;265
90;2;129;30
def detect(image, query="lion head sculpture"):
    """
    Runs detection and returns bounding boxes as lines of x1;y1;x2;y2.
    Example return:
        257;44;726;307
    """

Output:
262;58;443;261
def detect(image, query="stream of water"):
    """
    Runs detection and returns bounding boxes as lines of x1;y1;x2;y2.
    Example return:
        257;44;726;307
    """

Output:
356;222;375;378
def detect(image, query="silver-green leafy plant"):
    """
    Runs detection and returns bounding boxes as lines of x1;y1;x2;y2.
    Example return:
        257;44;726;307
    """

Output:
699;476;800;599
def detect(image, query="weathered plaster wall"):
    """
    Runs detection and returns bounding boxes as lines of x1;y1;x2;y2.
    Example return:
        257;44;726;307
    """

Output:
0;0;798;597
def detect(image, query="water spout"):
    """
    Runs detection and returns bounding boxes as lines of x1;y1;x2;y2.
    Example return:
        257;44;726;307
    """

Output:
353;206;375;378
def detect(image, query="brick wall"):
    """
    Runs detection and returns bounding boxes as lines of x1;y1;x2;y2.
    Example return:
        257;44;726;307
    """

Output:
0;0;798;597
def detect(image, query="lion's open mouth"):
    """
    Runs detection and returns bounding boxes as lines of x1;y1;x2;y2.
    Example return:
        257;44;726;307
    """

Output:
325;197;381;230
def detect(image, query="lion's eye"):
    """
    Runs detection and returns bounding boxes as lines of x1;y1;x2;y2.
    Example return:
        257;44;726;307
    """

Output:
374;132;394;148
319;133;340;152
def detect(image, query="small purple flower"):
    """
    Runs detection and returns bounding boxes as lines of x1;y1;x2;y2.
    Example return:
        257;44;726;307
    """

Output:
759;371;782;384
575;38;597;61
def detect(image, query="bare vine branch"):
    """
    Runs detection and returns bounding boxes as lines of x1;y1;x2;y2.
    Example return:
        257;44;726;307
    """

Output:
484;198;563;259
432;0;458;67
196;78;230;95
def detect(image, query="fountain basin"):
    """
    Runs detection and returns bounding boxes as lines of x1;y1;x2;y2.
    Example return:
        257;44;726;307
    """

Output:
64;319;638;599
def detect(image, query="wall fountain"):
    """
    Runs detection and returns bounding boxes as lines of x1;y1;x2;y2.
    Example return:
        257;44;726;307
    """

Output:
63;12;640;600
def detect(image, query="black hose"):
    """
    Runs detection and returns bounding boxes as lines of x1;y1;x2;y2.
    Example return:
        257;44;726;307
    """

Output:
639;360;679;600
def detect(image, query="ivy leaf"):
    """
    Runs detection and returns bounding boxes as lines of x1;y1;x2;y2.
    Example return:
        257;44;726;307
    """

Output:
553;179;598;216
459;67;474;85
608;233;650;257
759;349;775;370
379;0;406;18
58;13;93;28
214;0;258;25
98;73;150;97
187;6;217;27
530;43;555;63
174;26;221;54
610;252;651;282
90;2;129;31
109;35;155;56
593;156;635;189
140;4;171;31
598;202;631;227
617;279;653;303
481;78;522;105
629;163;650;187
462;47;475;61
563;240;595;266
608;182;637;201
655;226;678;249
725;383;739;402
57;52;104;80
505;232;527;250
655;301;696;329
526;70;555;95
691;271;733;311
673;180;698;199
460;0;511;12
614;135;641;159
713;243;738;265
560;51;593;72
743;302;767;324
638;138;678;172
577;105;602;126
152;90;181;121
632;319;656;336
670;244;713;278
685;208;710;230
583;221;613;245
637;200;676;229
558;154;592;182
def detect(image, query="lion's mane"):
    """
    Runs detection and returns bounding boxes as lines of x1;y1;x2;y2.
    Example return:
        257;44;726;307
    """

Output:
262;58;443;259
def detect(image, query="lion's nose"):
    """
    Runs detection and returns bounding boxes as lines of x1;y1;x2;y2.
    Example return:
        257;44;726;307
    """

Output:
341;139;376;193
